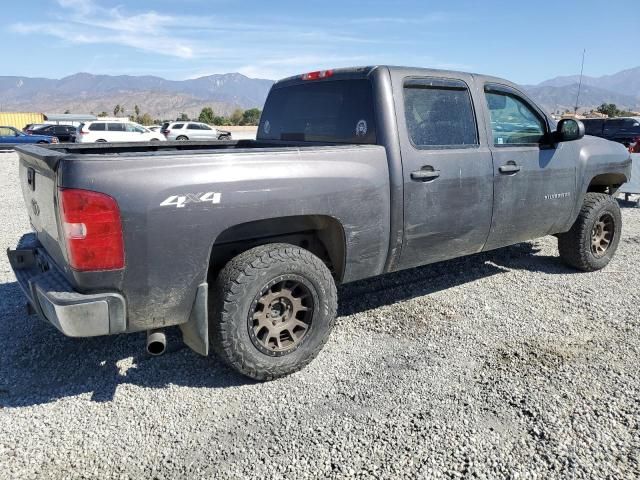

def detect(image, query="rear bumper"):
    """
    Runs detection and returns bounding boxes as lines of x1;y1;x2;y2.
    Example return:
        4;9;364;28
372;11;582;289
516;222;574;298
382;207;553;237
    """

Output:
7;234;126;337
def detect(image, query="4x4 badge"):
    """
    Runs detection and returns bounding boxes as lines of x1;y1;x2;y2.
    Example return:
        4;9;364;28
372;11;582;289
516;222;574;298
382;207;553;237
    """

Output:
160;192;221;209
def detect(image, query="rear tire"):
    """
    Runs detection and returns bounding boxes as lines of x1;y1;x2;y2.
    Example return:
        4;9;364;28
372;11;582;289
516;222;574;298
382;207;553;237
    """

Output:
558;193;622;271
209;243;337;381
176;135;188;141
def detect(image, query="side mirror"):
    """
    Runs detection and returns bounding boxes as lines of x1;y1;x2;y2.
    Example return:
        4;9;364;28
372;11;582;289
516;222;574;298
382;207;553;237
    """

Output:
555;118;585;142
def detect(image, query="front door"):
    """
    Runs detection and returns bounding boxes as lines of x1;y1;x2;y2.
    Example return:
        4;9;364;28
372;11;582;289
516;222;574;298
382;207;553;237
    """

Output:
395;75;494;270
482;84;576;251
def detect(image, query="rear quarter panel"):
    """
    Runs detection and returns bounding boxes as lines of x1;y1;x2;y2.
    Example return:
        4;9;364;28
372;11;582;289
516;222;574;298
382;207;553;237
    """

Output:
58;145;390;331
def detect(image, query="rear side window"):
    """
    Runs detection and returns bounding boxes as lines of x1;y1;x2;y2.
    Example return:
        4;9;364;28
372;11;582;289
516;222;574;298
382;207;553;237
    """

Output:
172;123;184;130
259;79;376;144
89;123;106;131
108;123;125;132
403;78;478;147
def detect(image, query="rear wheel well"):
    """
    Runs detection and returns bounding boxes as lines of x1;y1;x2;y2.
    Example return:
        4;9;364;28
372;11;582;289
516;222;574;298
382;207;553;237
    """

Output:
587;173;628;194
208;215;346;283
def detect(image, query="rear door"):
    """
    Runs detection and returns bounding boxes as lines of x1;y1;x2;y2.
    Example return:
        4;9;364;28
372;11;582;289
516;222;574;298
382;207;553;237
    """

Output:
392;74;494;269
481;84;576;250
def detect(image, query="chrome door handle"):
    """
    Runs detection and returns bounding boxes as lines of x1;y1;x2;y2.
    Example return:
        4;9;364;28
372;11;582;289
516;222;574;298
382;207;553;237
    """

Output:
411;168;441;181
499;164;521;174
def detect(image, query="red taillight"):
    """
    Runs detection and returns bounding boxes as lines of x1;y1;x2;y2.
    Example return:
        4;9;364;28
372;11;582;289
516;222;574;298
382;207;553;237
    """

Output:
59;188;124;271
301;69;334;81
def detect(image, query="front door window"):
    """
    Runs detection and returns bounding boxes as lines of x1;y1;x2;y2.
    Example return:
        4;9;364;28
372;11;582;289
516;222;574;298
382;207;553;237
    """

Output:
485;90;546;145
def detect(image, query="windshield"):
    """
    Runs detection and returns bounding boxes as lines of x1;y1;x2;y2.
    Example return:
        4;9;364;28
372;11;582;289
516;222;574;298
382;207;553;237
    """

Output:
258;79;376;144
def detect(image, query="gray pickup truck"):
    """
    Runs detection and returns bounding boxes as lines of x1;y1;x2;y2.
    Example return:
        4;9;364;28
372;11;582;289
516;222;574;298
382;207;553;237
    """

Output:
8;66;631;380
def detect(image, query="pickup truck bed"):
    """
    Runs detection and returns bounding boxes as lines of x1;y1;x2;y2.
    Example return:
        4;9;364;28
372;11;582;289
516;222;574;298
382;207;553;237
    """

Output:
12;140;390;339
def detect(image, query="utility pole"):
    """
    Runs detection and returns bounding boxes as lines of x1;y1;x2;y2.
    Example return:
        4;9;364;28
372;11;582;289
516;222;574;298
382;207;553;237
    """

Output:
574;49;586;115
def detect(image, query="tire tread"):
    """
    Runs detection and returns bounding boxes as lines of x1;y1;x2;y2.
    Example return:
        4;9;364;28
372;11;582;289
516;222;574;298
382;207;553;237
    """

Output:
558;193;621;271
209;243;337;381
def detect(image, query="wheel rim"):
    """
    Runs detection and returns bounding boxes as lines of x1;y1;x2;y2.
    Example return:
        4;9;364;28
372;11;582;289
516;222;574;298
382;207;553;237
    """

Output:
591;213;615;258
248;276;314;356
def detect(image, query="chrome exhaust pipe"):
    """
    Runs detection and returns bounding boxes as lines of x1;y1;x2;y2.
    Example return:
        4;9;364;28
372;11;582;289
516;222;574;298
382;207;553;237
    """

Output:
146;329;167;356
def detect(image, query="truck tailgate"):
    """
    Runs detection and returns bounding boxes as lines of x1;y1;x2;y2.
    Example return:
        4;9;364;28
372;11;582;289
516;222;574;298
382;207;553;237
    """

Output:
17;151;68;271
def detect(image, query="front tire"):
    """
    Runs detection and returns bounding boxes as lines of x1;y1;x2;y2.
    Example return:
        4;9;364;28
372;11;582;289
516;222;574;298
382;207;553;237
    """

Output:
209;244;337;381
558;193;622;271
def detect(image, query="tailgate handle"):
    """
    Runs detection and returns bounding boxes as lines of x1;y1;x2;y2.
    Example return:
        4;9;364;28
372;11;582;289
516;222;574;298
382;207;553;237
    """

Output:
27;167;36;191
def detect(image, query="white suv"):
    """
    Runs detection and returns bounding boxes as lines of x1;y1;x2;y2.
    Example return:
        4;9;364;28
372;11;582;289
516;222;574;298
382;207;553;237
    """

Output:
161;121;223;141
76;121;166;143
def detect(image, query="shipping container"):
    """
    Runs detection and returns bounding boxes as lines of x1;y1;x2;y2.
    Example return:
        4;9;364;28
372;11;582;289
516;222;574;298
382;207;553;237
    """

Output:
0;112;45;130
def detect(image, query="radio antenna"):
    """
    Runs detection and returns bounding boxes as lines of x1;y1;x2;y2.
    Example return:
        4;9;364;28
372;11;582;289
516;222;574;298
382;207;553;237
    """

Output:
574;49;586;114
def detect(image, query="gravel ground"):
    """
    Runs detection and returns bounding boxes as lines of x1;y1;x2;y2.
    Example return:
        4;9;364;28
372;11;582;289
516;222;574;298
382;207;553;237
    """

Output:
0;150;638;479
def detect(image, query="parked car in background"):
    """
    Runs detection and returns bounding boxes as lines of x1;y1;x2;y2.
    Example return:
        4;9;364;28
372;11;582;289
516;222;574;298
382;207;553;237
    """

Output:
30;124;76;143
23;124;47;134
162;121;226;141
582;117;640;149
75;121;166;143
0;126;58;145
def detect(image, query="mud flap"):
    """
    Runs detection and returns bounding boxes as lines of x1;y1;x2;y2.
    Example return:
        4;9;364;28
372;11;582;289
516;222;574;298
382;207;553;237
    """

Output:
180;283;209;356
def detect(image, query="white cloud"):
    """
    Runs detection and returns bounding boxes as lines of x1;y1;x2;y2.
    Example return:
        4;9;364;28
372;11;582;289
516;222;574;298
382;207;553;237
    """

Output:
9;1;464;80
235;55;372;80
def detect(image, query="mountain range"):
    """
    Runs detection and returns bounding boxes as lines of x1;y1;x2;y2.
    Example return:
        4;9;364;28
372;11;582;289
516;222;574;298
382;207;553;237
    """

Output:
0;73;274;120
2;66;640;119
524;66;640;113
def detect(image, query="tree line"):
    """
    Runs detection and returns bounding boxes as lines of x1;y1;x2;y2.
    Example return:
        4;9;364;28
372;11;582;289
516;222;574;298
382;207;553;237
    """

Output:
594;103;638;118
90;104;262;126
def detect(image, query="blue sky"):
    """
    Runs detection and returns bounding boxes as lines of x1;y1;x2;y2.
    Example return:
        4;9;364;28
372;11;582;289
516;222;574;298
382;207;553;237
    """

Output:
2;0;637;84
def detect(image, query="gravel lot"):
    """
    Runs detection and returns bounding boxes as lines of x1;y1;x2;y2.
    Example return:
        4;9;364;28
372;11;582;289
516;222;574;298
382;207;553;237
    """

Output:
0;150;638;479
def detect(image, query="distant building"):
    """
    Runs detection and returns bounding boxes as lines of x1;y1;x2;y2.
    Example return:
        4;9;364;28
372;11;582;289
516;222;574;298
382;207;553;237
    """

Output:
43;113;97;127
583;111;608;119
0;112;100;129
0;112;45;130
